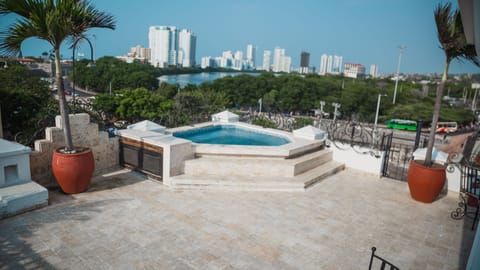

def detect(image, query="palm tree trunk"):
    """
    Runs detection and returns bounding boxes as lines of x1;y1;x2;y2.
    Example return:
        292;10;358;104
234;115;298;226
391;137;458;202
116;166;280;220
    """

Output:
425;60;450;166
54;48;74;151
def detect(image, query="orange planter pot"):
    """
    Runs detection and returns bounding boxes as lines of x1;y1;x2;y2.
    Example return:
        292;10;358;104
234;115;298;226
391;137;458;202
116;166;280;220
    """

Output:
407;160;446;203
52;147;95;194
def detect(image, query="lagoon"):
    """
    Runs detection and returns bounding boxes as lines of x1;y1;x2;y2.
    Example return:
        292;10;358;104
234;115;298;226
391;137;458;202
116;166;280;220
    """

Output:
158;72;260;88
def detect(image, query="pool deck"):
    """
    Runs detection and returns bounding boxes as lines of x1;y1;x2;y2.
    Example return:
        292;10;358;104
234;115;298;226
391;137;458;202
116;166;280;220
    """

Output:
0;168;476;269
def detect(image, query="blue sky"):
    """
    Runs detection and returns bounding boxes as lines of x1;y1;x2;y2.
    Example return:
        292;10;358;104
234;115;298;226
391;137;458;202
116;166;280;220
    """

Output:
1;0;479;74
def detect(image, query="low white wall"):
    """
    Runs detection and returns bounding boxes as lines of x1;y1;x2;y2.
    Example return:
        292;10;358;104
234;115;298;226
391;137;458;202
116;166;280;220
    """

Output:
330;141;461;192
330;142;383;176
446;165;461;192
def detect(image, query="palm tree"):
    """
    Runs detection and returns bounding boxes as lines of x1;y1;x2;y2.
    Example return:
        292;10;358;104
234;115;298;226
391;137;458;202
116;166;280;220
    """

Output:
0;0;115;152
424;2;477;166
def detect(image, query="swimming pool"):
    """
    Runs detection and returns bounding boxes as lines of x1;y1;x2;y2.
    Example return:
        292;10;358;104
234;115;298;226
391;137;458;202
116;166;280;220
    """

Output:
173;125;290;146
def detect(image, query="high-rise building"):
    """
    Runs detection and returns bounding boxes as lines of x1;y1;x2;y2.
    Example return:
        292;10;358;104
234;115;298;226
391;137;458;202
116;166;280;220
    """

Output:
300;51;310;74
272;47;284;72
281;56;292;73
332;55;342;73
370;64;378;78
319;54;328;75
327;55;333;74
319;54;343;75
149;25;196;68
178;29;196;67
201;56;212;68
246;44;256;69
262;50;271;71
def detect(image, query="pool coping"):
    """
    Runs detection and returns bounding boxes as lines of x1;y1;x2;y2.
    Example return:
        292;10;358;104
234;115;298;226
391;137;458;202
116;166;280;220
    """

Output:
166;121;325;158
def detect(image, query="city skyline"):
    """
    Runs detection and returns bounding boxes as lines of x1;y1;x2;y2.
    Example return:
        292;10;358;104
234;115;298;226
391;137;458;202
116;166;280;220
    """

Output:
1;0;479;74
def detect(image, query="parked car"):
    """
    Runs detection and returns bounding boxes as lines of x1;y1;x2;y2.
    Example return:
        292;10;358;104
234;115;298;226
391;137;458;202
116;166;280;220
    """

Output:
64;90;72;95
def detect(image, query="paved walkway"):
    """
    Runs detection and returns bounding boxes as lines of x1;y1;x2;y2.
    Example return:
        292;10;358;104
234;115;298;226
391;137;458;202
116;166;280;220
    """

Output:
0;168;476;269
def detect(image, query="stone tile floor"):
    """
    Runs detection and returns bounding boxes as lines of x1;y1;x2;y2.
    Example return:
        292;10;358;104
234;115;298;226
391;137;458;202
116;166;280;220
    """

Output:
0;168;476;270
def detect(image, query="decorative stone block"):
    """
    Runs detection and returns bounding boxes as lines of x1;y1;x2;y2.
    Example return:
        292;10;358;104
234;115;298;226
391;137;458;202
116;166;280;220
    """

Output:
45;127;64;143
211;110;239;123
293;125;328;141
127;120;166;133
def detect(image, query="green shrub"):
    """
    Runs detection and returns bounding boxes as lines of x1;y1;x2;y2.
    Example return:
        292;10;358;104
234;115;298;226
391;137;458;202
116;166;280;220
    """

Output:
252;116;276;128
293;117;313;129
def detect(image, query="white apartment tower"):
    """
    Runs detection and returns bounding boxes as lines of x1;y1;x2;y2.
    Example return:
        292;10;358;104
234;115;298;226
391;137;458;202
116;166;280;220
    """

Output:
319;54;328;75
332;55;342;73
370;64;378;78
246;44;255;68
262;50;271;71
272;47;285;72
319;54;343;75
178;29;196;67
149;25;196;68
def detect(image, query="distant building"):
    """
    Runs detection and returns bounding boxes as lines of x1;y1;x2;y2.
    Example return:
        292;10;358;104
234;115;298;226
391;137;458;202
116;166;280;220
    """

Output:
370;64;378;78
118;45;151;63
319;54;328;75
201;56;212;68
299;51;310;74
177;29;196;67
344;63;366;79
246;44;255;69
332;55;342;73
272;47;291;73
272;47;283;72
262;50;271;71
148;25;196;68
319;54;342;75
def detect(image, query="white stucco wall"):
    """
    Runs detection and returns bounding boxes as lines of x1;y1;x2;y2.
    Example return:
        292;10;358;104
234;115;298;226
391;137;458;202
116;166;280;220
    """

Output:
330;142;383;176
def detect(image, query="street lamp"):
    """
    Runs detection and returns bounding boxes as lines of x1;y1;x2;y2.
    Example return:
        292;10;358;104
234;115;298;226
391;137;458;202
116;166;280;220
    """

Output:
472;83;480;112
392;46;406;104
332;102;341;121
373;94;387;147
72;36;95;112
319;101;325;118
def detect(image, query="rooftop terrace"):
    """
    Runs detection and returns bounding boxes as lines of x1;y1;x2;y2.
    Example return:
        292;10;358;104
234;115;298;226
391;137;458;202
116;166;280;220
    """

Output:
0;167;475;269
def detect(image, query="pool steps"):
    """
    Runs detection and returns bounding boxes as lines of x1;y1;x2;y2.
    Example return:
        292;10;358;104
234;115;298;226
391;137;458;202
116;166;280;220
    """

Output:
169;148;345;191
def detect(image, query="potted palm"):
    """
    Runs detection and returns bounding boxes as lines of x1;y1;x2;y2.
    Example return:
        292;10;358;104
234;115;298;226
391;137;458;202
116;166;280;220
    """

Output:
0;0;116;193
407;2;478;203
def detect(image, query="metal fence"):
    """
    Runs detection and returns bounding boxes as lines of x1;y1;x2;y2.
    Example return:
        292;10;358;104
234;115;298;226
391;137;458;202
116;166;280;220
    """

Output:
16;105;425;182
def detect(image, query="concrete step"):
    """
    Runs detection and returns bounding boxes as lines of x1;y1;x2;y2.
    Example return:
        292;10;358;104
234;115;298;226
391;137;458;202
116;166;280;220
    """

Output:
184;148;333;177
170;160;345;191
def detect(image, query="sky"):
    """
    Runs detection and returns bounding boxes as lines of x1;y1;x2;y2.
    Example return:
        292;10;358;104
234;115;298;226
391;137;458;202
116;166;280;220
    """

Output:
1;0;479;75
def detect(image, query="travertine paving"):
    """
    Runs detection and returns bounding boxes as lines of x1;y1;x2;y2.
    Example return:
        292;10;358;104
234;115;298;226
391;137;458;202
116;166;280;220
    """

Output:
0;168;476;269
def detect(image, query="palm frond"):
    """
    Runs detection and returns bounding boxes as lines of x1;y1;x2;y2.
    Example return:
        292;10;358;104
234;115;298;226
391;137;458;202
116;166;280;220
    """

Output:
0;19;38;55
434;2;471;63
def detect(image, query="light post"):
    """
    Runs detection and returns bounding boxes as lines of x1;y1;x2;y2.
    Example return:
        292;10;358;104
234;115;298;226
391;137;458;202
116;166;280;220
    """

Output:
392;45;406;104
472;83;480;112
373;94;387;147
332;102;341;121
319;101;325;118
72;36;95;112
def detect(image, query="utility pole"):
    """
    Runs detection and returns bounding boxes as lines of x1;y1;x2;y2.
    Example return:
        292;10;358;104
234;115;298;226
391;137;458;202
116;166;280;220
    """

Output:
392;45;406;104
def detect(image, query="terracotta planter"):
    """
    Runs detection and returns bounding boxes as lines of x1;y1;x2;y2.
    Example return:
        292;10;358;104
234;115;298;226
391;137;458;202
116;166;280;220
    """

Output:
407;160;446;203
52;147;95;194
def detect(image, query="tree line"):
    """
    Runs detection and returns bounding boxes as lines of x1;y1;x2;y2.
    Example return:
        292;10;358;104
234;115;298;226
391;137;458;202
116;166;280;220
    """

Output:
1;58;477;144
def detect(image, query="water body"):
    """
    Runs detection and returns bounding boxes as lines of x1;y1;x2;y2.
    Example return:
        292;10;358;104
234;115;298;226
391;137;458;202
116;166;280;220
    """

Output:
158;72;260;88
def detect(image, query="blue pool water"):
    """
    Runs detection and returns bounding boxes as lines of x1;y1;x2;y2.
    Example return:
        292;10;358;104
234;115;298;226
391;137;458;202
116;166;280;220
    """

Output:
173;125;290;146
